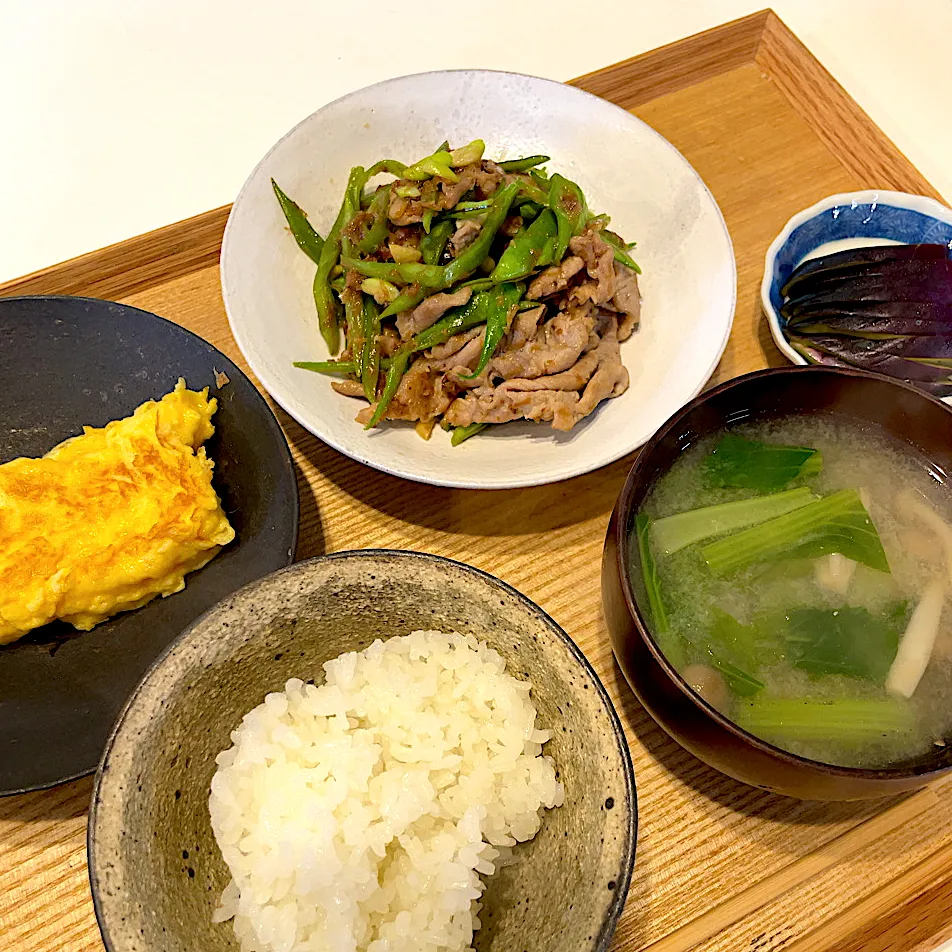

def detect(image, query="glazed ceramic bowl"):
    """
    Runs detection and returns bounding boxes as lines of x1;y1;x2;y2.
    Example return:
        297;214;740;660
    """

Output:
221;69;735;489
761;189;952;367
89;550;636;952
602;366;952;800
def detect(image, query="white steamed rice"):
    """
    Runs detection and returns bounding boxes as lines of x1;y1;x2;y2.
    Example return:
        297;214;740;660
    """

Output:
208;629;564;952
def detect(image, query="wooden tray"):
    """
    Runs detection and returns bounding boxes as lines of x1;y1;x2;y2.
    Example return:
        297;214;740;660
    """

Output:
2;10;951;952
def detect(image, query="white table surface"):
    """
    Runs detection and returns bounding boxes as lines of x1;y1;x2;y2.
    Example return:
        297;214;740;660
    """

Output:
2;0;952;948
1;0;950;286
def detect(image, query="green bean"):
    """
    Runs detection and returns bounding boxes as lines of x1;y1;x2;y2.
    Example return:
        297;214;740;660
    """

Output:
365;348;411;428
367;158;408;178
498;154;549;173
448;139;485;166
340;167;370;258
399;139;484;184
380;287;425;319
451;422;488;446
342;256;445;288
448;209;489;221
295;354;394;377
517;201;543;223
459;283;522;379
514;178;548;205
354;186;391;255
548;173;588;261
314;165;366;352
409;294;485;352
403;148;458;183
602;229;642;273
345;293;366;382
447;198;492;220
271;179;324;264
453;199;494;212
312;272;339;353
442;181;519;286
294;359;356;375
490;210;558;283
361;297;381;401
420;219;454;265
460;276;495;293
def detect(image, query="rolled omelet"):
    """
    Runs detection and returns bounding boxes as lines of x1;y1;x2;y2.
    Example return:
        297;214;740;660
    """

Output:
0;379;236;644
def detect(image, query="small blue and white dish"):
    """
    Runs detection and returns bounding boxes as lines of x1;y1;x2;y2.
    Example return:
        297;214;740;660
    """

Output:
762;190;952;366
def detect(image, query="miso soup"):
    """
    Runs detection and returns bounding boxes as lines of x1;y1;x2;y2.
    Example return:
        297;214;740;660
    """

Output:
632;415;952;769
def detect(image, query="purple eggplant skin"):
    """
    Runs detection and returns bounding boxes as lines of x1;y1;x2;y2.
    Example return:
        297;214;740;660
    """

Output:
788;338;855;368
787;334;952;395
783;262;952;312
784;337;952;395
796;333;952;362
782;299;952;333
780;243;951;299
785;261;952;307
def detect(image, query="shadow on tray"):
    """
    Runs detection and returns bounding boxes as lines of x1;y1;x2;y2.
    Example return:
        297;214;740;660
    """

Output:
280;408;638;538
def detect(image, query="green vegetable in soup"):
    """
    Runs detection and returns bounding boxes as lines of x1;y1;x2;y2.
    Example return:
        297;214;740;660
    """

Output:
635;514;668;632
733;697;915;746
651;487;816;555
784;604;907;683
708;608;775;670
704;433;822;492
702;489;890;576
707;653;765;697
634;514;686;667
701;609;772;698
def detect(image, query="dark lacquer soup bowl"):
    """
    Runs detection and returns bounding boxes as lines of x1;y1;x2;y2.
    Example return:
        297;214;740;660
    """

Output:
602;366;952;800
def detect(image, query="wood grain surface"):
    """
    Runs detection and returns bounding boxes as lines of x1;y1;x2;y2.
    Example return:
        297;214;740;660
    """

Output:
3;10;952;952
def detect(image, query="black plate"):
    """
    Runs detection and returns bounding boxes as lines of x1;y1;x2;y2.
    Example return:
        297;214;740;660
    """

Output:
0;296;299;795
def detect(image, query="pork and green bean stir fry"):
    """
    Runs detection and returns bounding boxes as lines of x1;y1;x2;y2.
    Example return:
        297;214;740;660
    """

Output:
274;140;643;444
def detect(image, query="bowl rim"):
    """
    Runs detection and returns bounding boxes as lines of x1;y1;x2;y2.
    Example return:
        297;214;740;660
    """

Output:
611;364;952;782
760;189;952;367
219;66;737;491
88;547;638;952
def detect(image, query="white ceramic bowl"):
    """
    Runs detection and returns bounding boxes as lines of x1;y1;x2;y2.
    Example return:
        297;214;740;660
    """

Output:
221;69;736;489
762;189;952;366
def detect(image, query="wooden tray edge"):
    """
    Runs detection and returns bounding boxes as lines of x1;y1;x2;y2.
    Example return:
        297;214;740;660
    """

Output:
0;204;229;300
641;787;941;952
570;9;769;107
756;11;944;201
785;835;952;952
